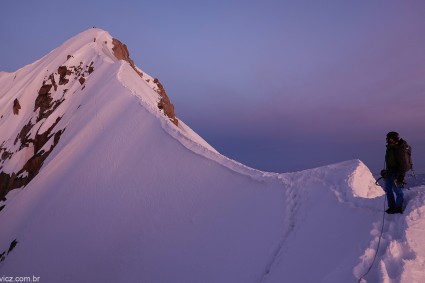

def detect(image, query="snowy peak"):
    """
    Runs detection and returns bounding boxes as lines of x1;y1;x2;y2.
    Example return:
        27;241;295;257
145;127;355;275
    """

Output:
2;28;177;124
0;28;182;199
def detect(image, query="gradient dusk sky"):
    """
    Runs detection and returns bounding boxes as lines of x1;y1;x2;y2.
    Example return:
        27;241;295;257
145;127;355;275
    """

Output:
1;0;424;174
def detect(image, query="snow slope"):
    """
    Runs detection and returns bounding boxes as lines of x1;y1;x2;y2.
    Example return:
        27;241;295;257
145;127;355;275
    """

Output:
0;29;424;283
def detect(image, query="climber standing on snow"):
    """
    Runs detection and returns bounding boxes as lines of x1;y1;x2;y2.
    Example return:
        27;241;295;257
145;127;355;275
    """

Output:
384;131;412;214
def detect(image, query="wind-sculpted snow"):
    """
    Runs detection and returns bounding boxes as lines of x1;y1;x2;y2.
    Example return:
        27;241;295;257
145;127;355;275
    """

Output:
1;28;424;283
353;186;425;282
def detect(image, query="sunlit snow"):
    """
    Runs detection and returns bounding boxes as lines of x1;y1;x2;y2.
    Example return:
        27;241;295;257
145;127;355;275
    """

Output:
0;29;424;283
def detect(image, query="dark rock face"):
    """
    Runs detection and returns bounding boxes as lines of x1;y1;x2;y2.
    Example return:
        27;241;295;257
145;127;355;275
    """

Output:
112;38;131;62
79;76;85;85
1;142;11;159
35;84;54;122
0;60;95;200
112;38;144;78
154;79;178;126
112;38;178;126
0;172;13;200
1;116;65;199
58;66;70;85
13;99;21;115
14;120;33;149
0;239;18;262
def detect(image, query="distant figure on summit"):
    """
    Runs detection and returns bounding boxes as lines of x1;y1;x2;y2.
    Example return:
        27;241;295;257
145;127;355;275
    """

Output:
384;131;412;214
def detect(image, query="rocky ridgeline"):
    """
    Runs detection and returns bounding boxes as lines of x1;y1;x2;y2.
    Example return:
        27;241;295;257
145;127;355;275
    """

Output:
0;59;95;200
112;38;178;126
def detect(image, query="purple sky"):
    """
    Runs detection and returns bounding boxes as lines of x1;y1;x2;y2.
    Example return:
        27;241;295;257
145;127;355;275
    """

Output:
1;1;424;174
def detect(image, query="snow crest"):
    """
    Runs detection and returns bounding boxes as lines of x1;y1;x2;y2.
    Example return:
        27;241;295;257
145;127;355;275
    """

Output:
354;186;425;282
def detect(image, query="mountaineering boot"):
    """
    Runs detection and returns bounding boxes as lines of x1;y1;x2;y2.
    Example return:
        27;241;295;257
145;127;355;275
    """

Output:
385;207;396;214
394;206;403;214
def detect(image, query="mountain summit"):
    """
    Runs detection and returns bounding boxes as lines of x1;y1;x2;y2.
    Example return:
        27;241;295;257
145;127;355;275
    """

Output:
1;29;424;283
0;28;212;199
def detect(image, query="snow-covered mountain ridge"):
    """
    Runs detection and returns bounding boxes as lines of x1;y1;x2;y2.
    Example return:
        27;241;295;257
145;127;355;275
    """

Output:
0;28;212;200
1;29;424;282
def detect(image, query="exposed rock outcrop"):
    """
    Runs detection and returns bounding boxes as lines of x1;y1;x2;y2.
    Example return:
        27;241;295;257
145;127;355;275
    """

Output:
35;84;54;121
1;116;65;199
79;76;85;85
58;66;70;85
112;38;144;78
154;78;178;126
1;60;95;199
14;120;33;149
112;38;179;126
0;239;18;262
112;39;131;62
0;172;13;200
13;99;21;115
